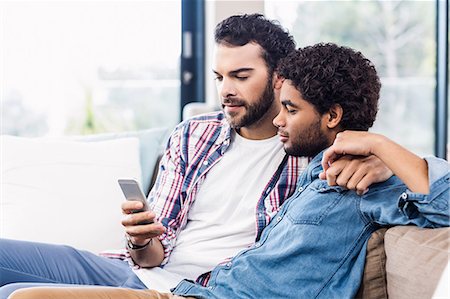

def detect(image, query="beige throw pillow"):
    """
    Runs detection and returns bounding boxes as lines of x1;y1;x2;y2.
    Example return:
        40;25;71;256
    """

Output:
385;226;449;299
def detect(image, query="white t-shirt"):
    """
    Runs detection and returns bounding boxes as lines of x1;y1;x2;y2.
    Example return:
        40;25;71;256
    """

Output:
134;131;285;292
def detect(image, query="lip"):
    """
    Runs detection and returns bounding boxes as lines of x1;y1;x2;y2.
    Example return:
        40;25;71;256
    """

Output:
278;133;288;143
223;104;244;113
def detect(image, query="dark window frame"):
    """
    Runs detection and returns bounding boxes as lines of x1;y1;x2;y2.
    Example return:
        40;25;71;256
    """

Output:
180;0;205;120
436;0;448;159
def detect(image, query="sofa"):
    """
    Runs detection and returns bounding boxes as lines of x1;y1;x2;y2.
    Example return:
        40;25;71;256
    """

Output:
1;126;448;298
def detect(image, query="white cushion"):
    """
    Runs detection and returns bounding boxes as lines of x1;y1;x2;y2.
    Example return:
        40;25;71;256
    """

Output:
73;127;168;195
1;135;141;253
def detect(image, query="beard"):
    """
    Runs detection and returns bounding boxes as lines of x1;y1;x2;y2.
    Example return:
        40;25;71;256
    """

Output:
222;78;274;129
283;118;330;158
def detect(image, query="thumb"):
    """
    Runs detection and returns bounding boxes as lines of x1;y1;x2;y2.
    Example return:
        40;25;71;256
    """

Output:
318;171;326;180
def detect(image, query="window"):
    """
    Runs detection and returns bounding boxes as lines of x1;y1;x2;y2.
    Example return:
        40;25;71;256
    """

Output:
266;1;438;157
2;1;181;137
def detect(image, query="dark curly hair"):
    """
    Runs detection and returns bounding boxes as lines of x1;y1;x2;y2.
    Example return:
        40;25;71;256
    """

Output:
215;14;295;73
278;43;381;131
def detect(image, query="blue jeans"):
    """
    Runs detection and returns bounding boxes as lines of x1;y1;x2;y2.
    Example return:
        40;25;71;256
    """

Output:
0;239;146;299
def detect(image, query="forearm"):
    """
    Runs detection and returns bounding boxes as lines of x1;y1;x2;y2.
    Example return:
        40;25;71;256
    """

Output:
129;237;165;268
370;134;429;194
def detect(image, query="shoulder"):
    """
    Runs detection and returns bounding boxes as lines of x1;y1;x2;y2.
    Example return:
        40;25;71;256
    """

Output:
169;111;229;145
175;111;226;132
184;111;226;124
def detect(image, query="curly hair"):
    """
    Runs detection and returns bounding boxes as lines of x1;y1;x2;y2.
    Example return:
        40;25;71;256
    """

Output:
215;14;296;73
278;43;381;131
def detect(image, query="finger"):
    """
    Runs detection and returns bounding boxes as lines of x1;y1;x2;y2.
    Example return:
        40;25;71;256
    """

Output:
125;222;166;239
324;160;346;186
318;171;326;180
322;147;338;172
356;188;370;196
335;159;361;188
122;201;144;214
354;174;373;195
341;163;368;191
122;211;156;226
349;155;392;194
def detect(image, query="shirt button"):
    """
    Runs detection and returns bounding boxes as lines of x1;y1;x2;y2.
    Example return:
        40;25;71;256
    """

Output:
208;286;213;290
298;187;304;192
320;188;326;192
266;187;272;194
258;213;263;218
401;192;408;199
276;216;282;222
226;262;232;267
203;161;209;166
254;242;261;248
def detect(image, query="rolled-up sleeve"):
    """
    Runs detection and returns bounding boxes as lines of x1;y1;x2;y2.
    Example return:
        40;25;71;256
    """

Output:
397;157;449;227
362;157;449;228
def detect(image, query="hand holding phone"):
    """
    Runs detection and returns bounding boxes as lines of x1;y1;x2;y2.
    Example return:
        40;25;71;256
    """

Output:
118;179;153;225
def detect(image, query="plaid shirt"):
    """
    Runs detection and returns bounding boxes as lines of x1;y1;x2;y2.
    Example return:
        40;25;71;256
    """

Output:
147;111;308;285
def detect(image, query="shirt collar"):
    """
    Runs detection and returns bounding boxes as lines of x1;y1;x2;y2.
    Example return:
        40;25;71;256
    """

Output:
214;112;232;146
304;149;327;182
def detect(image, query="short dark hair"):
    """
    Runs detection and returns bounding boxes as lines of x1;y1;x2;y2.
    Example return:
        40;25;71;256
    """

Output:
278;43;381;131
214;14;295;73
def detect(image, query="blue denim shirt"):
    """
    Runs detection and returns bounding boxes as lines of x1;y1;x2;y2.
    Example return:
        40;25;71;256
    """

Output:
172;153;449;299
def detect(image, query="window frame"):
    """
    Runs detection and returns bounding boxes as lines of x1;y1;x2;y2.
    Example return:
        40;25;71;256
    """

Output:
180;0;206;120
435;0;449;159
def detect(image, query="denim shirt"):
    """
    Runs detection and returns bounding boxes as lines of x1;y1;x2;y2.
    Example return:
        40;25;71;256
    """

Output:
172;152;449;299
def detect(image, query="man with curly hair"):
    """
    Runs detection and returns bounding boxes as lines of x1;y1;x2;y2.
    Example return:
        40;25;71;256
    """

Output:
1;16;395;298
161;43;446;299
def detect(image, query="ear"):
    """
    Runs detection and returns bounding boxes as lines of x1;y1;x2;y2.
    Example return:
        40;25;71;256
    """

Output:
273;73;284;90
325;104;343;129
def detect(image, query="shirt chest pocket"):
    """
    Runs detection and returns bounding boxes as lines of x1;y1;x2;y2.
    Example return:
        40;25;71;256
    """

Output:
286;181;346;225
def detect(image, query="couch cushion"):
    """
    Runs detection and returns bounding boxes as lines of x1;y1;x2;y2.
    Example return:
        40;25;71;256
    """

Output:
1;135;141;253
74;127;168;195
355;228;388;299
384;226;450;299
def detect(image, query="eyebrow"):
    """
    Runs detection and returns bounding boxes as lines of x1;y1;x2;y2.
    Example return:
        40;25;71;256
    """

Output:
212;68;254;76
281;99;299;108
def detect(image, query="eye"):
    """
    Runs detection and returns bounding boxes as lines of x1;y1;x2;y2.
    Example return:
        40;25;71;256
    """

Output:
287;109;297;115
283;105;297;115
235;75;248;81
214;76;223;82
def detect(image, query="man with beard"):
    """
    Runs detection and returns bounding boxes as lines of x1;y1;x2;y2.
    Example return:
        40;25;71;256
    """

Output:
0;16;393;298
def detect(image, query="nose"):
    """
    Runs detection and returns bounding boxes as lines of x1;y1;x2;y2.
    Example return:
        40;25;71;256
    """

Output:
273;110;285;128
218;77;237;99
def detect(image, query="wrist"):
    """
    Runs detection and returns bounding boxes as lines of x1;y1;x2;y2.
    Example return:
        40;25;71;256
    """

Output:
126;234;153;251
369;133;387;156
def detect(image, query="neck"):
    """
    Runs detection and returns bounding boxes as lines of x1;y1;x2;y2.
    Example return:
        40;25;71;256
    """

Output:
324;128;343;148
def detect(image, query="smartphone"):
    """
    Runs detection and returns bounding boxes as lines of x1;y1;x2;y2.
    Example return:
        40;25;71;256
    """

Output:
118;179;153;224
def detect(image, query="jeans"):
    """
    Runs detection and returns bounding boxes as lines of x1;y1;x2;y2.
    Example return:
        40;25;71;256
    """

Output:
0;239;146;299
